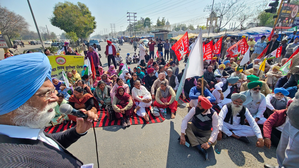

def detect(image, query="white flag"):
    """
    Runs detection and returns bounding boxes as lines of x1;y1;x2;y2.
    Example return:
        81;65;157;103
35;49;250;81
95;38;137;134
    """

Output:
185;29;204;78
61;70;70;88
240;48;250;66
84;58;92;76
118;64;128;76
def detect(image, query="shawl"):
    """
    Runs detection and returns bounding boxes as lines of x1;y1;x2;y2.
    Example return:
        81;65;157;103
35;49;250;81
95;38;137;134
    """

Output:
98;66;105;76
69;93;93;105
115;86;131;107
136;67;145;79
95;85;109;100
101;74;112;85
107;65;117;76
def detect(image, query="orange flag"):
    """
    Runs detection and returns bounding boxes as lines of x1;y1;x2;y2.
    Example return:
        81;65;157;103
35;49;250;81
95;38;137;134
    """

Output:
213;37;223;54
268;29;274;41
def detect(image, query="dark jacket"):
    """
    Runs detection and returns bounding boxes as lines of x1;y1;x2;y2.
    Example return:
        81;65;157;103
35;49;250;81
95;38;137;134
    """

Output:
266;40;280;55
283;74;299;88
144;75;157;91
275;75;289;88
0;127;84;167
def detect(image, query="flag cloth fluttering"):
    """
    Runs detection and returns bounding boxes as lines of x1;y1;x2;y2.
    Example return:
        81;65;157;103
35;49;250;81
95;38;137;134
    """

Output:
203;41;213;60
268;29;274;41
226;38;248;57
240;48;250;66
259;57;267;72
118;64;128;76
185;29;204;78
62;70;70;89
213;37;223;54
171;32;189;61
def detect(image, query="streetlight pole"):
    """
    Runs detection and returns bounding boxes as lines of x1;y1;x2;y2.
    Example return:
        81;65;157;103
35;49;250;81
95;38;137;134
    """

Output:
27;0;45;50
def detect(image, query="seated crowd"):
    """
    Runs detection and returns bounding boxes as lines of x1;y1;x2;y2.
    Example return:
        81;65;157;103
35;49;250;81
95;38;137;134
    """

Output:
48;35;299;165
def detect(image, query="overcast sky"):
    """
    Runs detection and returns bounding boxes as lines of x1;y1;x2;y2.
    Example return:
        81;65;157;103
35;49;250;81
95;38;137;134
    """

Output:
1;0;267;36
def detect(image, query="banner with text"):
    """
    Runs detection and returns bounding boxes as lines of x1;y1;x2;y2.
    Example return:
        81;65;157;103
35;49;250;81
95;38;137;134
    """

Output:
48;55;84;80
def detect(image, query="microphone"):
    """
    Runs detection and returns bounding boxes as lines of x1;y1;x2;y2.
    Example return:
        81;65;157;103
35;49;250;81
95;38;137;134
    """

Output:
59;104;88;119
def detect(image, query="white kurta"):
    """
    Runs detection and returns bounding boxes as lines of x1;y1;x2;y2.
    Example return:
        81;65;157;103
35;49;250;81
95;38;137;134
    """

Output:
218;105;263;138
212;82;232;108
132;86;152;117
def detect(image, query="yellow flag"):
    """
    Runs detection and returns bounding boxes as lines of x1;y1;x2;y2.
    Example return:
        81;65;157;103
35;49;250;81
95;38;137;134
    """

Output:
259;59;266;72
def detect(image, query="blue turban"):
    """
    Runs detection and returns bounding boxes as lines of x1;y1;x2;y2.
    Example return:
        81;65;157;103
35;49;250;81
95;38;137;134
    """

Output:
227;76;239;84
0;53;52;115
274;87;289;96
223;60;230;65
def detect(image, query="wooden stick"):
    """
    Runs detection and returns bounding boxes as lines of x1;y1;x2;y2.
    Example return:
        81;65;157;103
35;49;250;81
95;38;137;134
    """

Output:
201;76;204;96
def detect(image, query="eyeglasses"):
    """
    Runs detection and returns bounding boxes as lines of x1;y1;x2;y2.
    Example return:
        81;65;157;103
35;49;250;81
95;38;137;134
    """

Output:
253;87;261;91
35;88;56;100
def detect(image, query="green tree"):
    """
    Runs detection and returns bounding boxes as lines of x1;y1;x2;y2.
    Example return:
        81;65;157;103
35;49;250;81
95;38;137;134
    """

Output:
257;12;275;27
0;5;28;38
50;32;57;39
197;25;207;30
188;24;195;30
144;17;151;28
66;31;78;42
50;2;96;39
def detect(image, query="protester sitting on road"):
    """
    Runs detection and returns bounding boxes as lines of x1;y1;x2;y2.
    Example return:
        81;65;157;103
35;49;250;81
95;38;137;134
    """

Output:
264;100;293;148
67;71;77;86
204;66;217;89
244;64;263;79
230;67;247;89
212;76;239;111
266;66;282;90
240;81;267;125
128;72;142;91
44;49;52;56
68;86;98;112
240;75;271;96
51;93;69;126
94;80;111;109
58;83;70;101
0;53;98;167
115;53;123;65
107;65;117;77
65;47;76;55
275;72;291;89
52;78;62;91
112;86;134;128
153;81;178;119
72;69;82;81
180;96;219;160
151;73;169;99
217;93;264;146
144;68;157;92
264;88;289;119
189;78;216;108
136;67;145;79
75;80;93;96
166;68;179;92
110;78;130;102
132;80;152;122
214;64;229;83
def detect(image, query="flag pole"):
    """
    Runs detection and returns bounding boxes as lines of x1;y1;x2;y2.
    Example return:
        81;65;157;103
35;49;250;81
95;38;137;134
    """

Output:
201;76;204;96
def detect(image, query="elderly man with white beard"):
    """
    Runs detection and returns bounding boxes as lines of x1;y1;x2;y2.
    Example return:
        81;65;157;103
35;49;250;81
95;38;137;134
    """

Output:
217;93;264;146
0;53;98;167
240;81;267;125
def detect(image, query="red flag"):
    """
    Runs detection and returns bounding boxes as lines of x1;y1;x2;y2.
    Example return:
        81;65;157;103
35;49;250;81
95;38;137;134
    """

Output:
155;50;159;58
257;44;269;59
203;41;213;60
286;47;299;66
213;37;223;54
268;29;274;41
171;32;189;61
239;38;249;55
276;46;283;58
226;38;247;57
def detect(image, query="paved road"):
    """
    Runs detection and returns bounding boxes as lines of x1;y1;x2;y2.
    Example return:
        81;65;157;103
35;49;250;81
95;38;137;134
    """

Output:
68;42;278;168
1;42;278;167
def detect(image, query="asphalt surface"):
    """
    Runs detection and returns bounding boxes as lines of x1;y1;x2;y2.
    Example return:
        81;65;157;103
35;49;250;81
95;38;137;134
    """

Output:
1;42;278;167
68;42;278;168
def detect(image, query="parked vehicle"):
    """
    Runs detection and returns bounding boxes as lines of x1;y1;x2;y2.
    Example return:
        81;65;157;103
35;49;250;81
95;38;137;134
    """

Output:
29;41;36;45
44;41;52;45
89;39;101;51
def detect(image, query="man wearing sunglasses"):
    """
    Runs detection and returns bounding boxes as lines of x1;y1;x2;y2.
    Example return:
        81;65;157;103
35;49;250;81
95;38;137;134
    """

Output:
240;81;267;125
0;53;98;167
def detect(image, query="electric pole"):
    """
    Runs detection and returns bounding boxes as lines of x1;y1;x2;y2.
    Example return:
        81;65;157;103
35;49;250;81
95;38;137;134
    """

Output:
127;12;137;38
